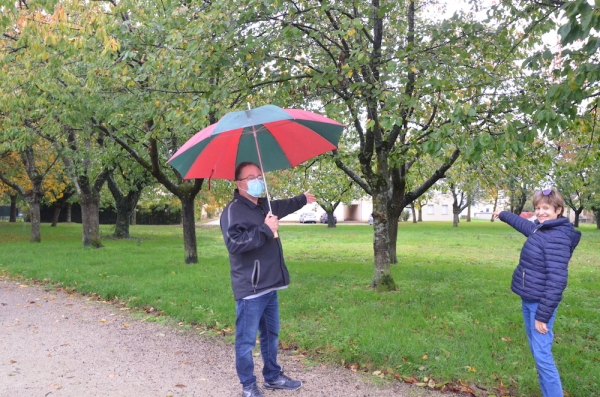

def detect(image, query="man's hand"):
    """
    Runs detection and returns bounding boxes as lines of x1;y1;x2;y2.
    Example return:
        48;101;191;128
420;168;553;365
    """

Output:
535;320;548;334
304;190;316;204
264;213;279;234
492;210;501;220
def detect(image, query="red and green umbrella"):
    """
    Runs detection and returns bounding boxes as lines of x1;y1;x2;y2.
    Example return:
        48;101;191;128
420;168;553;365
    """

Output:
167;104;344;181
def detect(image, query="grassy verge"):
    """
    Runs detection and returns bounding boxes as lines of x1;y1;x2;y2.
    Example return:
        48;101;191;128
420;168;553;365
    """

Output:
1;221;598;396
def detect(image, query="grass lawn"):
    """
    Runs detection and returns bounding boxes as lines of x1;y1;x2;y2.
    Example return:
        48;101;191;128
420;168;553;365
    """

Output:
1;220;599;396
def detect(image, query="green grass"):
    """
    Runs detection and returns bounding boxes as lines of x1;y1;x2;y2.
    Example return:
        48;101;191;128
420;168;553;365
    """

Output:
1;220;599;396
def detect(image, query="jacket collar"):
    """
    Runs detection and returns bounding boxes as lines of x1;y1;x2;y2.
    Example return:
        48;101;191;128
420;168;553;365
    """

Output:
234;189;264;209
533;216;570;229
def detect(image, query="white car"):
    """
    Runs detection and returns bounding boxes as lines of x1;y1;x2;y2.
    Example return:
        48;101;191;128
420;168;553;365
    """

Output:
299;212;317;224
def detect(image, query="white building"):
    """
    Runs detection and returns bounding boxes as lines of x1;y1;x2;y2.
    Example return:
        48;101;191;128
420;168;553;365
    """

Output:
281;191;510;223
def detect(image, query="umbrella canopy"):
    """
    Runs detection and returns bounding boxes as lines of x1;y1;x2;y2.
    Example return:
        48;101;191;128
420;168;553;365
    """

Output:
167;104;344;180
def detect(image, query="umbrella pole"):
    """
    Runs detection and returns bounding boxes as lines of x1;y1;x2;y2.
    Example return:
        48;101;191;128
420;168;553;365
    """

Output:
252;127;278;238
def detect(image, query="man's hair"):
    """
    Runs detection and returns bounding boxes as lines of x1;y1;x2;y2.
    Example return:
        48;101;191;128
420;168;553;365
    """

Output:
234;162;260;181
533;188;565;216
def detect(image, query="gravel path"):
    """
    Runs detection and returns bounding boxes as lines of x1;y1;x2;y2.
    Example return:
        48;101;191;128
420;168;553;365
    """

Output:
0;277;443;397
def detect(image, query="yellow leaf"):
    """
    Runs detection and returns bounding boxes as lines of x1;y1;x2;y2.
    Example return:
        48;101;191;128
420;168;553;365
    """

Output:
422;354;428;360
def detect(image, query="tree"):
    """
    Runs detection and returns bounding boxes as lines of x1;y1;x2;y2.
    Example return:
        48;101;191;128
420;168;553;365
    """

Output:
0;1;118;247
297;155;363;228
104;151;154;238
95;0;268;262
250;0;546;289
0;144;59;242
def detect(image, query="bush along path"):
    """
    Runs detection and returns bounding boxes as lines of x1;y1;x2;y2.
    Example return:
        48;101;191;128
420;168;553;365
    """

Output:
0;277;441;397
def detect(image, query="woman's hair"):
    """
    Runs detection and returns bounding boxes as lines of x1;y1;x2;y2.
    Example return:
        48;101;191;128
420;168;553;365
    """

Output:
533;188;565;216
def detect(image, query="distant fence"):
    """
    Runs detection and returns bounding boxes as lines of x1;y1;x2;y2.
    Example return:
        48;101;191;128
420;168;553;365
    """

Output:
36;204;182;225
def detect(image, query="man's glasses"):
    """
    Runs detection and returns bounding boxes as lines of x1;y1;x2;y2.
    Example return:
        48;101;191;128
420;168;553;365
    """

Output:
237;175;264;182
536;189;552;196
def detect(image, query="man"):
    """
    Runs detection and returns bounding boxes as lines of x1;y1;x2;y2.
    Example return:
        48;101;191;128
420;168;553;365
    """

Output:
220;161;315;397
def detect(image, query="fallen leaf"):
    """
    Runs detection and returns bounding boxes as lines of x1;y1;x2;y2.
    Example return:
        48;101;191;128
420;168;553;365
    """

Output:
99;319;106;323
175;384;186;388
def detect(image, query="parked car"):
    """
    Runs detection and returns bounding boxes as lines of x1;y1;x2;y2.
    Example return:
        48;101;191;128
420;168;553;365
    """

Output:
319;213;337;224
299;212;317;223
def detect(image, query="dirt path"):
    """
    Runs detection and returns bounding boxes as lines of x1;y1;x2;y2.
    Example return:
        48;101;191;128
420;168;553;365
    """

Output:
0;277;443;397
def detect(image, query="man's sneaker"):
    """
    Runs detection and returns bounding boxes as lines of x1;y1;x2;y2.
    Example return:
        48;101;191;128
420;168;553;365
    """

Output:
263;371;302;391
242;383;264;397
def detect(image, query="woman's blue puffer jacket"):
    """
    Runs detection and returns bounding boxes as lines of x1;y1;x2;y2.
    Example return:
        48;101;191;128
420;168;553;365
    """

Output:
499;211;581;323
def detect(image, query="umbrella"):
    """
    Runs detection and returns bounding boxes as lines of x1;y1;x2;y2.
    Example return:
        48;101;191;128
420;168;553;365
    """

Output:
167;104;344;213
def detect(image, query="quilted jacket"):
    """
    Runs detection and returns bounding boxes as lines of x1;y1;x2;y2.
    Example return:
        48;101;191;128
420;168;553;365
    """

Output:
499;211;581;323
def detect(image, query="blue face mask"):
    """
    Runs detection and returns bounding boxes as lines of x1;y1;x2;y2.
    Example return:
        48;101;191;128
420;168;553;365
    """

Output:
246;178;265;197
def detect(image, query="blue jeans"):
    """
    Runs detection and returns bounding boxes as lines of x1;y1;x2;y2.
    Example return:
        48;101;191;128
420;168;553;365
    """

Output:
521;299;562;397
235;291;281;387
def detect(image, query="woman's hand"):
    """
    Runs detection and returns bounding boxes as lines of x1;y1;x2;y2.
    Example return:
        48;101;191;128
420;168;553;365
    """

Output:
535;320;548;334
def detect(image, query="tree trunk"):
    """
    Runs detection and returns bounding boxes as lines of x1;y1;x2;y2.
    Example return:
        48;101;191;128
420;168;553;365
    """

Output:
595;209;600;229
131;207;137;225
51;206;62;227
24;187;43;243
418;206;423;222
114;202;131;238
107;173;145;238
326;210;336;228
574;211;580;227
373;193;396;291
113;193;142;238
453;206;460;227
411;206;417;223
66;202;72;223
466;204;471;222
387;212;399;264
80;192;102;248
9;194;18;222
514;190;527;215
28;200;42;243
180;195;198;264
491;195;498;222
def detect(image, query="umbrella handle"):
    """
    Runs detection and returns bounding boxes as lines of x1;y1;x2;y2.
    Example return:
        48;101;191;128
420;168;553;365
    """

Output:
267;211;279;239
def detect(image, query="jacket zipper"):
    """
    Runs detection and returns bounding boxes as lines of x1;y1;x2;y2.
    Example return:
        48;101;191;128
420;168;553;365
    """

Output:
251;260;260;291
522;270;525;288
